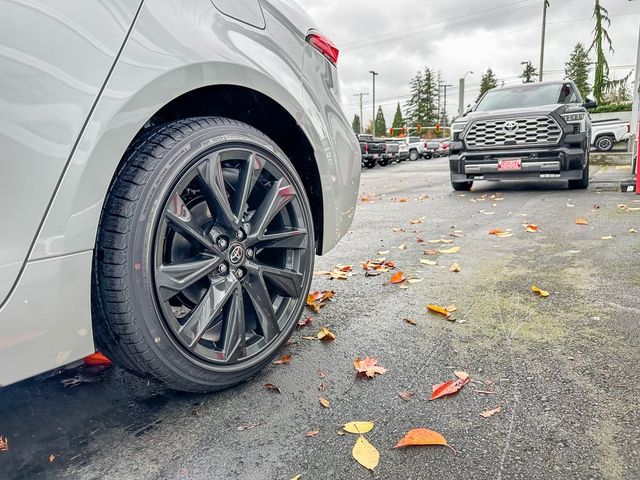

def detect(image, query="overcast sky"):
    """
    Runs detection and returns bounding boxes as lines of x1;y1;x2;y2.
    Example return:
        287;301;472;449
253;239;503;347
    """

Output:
298;0;640;127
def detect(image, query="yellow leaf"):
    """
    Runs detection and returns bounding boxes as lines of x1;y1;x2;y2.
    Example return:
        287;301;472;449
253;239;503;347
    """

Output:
630;228;637;233
343;421;375;434
496;232;513;238
576;218;588;225
398;243;407;250
408;278;424;284
450;262;461;272
352;436;380;471
317;326;336;342
377;250;390;255
290;476;302;480
319;397;330;408
601;235;613;240
531;285;550;297
420;259;437;266
439;247;461;254
427;304;450;316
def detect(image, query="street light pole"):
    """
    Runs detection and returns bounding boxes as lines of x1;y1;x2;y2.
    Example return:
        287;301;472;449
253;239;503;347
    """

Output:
353;92;369;134
369;71;378;134
539;0;549;82
442;84;453;127
458;71;473;118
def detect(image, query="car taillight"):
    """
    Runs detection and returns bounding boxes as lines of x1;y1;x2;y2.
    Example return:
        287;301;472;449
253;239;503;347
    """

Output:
306;33;339;65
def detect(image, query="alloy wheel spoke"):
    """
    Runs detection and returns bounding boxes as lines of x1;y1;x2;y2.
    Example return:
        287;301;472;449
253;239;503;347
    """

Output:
221;285;246;363
231;153;265;221
197;153;237;229
249;178;295;239
244;271;280;343
248;261;304;299
177;276;237;348
165;193;218;253
253;228;308;250
156;257;220;302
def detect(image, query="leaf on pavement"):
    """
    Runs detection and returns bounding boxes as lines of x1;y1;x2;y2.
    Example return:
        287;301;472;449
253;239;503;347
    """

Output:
480;406;502;418
297;316;312;328
409;217;424;224
408;278;424;284
445;305;458;313
49;454;56;463
488;228;504;235
524;224;539;233
394;428;449;449
397;197;409;203
531;285;550;298
273;354;292;365
306;290;335;313
263;383;281;394
601;235;613;240
390;271;406;284
630;228;637;233
496;232;513;238
420;259;438;266
398;243;407;250
0;436;8;452
392;227;406;233
454;371;469;381
352;436;380;471
306;430;319;437
354;357;387;378
450;262;461;273
377;250;390;255
343;421;375;434
438;246;461;254
290;475;302;480
397;390;415;401
317;326;336;342
237;422;261;431
427;304;450;317
576;218;588;225
403;318;417;325
431;375;470;400
319;397;330;408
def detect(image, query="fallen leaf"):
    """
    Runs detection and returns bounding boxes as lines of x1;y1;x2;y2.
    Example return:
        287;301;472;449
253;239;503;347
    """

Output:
273;354;292;365
397;391;415;401
306;430;319;437
420;259;437;266
319;397;330;408
403;318;417;325
317;369;326;378
480;406;502;418
438;247;461;254
397;197;409;203
352;436;380;471
480;210;495;215
318;382;325;391
290;475;302;480
423;249;438;256
237;422;261;431
524;224;539;233
576;218;588;225
428;239;454;244
377;250;390;255
301;336;318;341
601;235;613;240
431;375;470;400
49;454;56;463
343;421;375;434
409;217;424;224
427;304;450;317
408;278;424;284
531;285;550;298
0;436;7;452
297;316;312;328
317;326;336;342
263;383;282;394
488;228;504;235
306;290;336;313
630;228;637;233
394;428;449;449
361;196;372;202
390;271;406;284
354;357;387;378
454;371;469;381
392;227;406;233
445;305;458;313
495;232;513;238
450;262;461;273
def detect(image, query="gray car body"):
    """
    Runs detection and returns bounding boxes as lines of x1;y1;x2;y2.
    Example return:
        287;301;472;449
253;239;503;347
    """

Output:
0;0;360;386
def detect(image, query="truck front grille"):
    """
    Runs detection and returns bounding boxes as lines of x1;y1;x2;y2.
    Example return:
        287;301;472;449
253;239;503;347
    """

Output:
464;116;562;149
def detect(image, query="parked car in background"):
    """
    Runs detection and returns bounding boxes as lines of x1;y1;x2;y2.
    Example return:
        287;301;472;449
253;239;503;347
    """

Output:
425;140;443;157
449;80;593;191
401;136;429;160
394;140;410;162
380;138;400;166
358;134;386;168
591;118;630;151
0;0;360;392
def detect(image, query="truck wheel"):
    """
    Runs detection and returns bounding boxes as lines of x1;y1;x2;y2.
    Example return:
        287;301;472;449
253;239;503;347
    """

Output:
568;162;589;189
594;135;614;152
409;150;419;161
93;117;314;392
365;161;376;169
379;159;389;167
451;180;473;191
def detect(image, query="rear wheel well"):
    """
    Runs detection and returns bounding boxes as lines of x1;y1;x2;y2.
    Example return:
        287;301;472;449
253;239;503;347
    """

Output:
131;85;324;253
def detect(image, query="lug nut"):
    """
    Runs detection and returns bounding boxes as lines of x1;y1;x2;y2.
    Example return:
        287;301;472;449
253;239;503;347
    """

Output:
235;229;246;240
235;268;245;279
218;263;229;275
217;237;228;250
246;248;254;259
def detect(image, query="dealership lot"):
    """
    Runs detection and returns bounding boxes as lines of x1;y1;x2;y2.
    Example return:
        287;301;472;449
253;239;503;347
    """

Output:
1;158;639;479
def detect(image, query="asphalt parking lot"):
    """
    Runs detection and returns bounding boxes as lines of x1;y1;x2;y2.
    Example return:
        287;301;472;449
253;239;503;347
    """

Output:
1;157;639;480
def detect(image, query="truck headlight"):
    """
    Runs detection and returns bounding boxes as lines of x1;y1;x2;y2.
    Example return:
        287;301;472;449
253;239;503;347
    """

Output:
451;121;468;140
562;112;586;133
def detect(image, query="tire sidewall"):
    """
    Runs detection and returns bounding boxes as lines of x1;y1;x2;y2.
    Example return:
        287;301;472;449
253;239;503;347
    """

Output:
127;122;314;390
596;136;614;151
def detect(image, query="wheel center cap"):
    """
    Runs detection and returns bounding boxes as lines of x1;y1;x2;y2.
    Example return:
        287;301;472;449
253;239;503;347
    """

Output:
228;243;245;265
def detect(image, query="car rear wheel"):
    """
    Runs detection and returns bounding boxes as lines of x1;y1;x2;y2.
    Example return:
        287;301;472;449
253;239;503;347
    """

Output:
451;180;473;191
594;135;614;152
409;150;419;161
93;117;314;392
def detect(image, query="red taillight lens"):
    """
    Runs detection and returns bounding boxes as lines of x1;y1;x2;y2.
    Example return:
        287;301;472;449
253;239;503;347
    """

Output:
306;33;339;65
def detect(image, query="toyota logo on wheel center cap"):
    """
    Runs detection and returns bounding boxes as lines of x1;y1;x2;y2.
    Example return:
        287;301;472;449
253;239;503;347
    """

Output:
228;244;245;265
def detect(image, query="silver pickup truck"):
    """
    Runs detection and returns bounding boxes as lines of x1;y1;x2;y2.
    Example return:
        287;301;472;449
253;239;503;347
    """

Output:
591;118;630;151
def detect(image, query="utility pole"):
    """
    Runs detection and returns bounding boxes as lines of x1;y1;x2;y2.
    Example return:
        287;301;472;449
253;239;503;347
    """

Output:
539;0;549;82
442;84;453;126
353;92;369;134
369;71;378;133
458;71;473;118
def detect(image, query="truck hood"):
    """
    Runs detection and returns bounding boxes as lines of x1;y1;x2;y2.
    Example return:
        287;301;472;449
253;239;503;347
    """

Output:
463;104;568;121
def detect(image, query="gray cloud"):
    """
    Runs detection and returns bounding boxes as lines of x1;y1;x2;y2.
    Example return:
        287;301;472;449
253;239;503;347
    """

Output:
298;0;640;127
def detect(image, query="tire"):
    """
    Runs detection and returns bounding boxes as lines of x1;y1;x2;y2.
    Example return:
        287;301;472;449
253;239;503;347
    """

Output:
451;180;473;191
594;135;615;152
93;117;315;392
379;158;390;167
409;150;419;161
568;160;589;189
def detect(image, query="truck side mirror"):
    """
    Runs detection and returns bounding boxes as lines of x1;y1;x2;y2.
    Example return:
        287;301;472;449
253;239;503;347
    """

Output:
583;99;597;109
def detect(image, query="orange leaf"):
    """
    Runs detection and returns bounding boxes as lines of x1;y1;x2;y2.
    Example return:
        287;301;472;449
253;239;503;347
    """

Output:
273;354;292;365
263;383;281;393
576;218;588;225
431;376;469;400
354;357;387;377
531;285;550;297
427;304;450;317
398;197;409;203
488;228;504;235
306;430;319;437
480;406;502;418
319;397;330;408
394;428;449;448
524;223;539;232
449;262;461;273
390;271;406;284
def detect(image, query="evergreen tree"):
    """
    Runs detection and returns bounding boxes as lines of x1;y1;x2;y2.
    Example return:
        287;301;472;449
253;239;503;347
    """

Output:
520;61;538;83
374;106;387;137
564;43;591;100
391;103;404;135
423;68;439;126
405;72;423;126
476;68;499;103
589;0;614;104
352;114;361;134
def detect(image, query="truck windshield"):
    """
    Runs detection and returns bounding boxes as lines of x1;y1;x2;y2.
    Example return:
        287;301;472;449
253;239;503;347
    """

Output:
475;83;579;112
